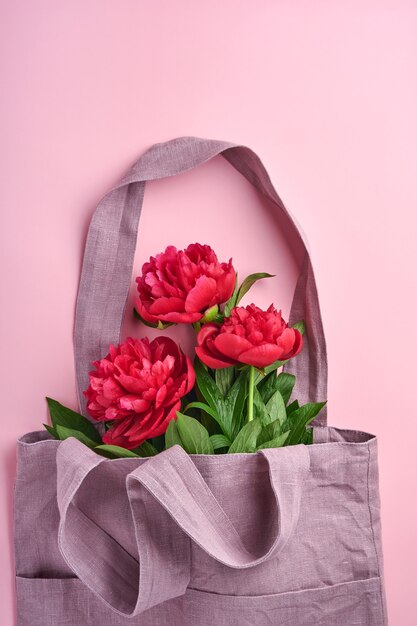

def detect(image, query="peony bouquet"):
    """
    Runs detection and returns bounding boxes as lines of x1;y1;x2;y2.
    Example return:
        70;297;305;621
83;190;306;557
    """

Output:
44;243;326;458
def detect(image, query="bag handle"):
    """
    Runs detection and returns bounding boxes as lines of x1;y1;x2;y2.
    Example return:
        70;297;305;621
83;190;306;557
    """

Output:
57;437;310;616
74;137;327;425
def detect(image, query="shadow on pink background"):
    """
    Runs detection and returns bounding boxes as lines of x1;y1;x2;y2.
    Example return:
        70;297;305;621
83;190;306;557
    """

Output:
1;1;417;624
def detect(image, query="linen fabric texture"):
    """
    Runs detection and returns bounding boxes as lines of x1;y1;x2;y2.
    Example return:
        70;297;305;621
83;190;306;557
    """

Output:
14;137;388;625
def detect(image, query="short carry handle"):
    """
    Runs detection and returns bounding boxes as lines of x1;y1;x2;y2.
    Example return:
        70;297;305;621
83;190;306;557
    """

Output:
57;437;310;616
74;137;327;425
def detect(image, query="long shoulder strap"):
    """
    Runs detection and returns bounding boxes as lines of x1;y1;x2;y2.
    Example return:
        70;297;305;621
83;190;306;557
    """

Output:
74;137;327;425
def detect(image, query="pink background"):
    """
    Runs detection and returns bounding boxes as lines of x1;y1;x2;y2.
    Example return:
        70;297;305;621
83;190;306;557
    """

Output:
1;1;416;623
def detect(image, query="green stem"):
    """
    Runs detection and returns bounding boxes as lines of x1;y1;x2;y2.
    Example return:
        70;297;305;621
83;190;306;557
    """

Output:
248;365;255;422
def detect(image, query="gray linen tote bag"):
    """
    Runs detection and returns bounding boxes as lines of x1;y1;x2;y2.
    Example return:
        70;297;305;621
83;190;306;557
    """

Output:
14;137;388;626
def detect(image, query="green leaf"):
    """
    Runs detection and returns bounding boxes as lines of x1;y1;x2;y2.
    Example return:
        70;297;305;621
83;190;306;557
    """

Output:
215;367;235;397
184;400;229;437
165;419;183;449
194;358;234;437
201;304;219;323
258;371;295;407
157;320;174;330
258;371;279;404
280;399;313;439
228;418;262;454
292;320;305;335
95;444;140;458
176;412;214;454
193;360;248;441
257;431;290;450
276;373;296;405
252;386;271;425
265;359;287;375
224;369;248;439
46;397;101;444
183;401;219;421
55;424;99;449
287;399;300;414
235;272;275;306
210;434;231;450
253;359;287;384
132;441;158;457
286;402;327;446
43;423;58;439
224;273;239;317
302;428;314;445
257;417;284;446
266;389;287;425
194;358;224;410
151;435;165;452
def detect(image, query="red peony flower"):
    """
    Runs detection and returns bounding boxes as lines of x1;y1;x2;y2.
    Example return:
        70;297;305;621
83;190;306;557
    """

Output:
135;243;236;324
195;304;302;369
84;336;195;449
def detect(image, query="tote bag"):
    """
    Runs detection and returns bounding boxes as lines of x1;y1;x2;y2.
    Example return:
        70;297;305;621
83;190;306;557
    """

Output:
14;137;388;626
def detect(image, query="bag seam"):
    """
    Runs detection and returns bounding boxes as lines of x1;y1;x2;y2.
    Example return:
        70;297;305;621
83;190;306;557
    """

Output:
366;442;387;625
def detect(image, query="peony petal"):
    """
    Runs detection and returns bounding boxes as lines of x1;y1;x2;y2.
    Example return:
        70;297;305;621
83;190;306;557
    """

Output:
151;336;180;362
106;416;135;439
135;297;202;324
119;395;150;413
86;402;106;421
196;323;220;346
149;296;186;315
101;378;124;402
115;373;148;394
142;388;157;401
131;337;152;361
159;279;181;298
158;354;175;379
95;393;112;409
247;330;264;344
214;333;253;360
134;298;159;323
155;310;202;323
177;251;197;292
155;384;168;408
102;418;136;449
184;354;196;390
123;407;164;438
215;265;236;302
195;346;236;369
185;276;217;313
275;328;297;358
104;405;131;421
109;344;120;360
238;343;282;368
290;330;303;357
132;402;181;444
